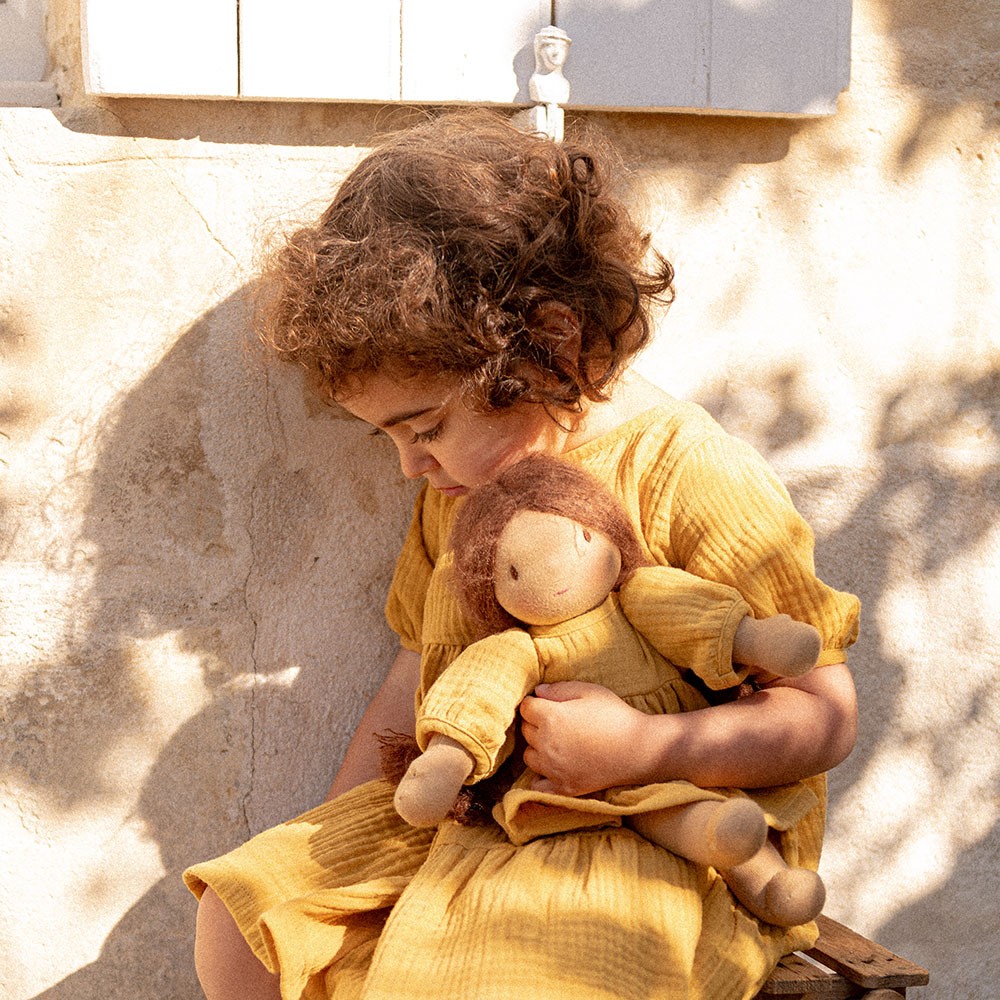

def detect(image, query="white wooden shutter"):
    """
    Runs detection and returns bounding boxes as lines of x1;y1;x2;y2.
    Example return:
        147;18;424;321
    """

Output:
558;0;851;116
239;0;400;101
400;0;550;104
81;0;850;116
82;0;237;98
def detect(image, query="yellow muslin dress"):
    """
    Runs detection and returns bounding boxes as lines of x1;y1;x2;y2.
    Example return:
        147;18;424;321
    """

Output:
184;399;860;1000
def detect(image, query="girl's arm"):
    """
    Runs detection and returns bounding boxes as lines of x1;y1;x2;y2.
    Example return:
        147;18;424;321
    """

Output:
519;661;857;796
325;647;421;801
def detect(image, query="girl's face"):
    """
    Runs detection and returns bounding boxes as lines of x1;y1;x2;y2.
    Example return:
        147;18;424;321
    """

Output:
493;509;622;626
337;373;572;497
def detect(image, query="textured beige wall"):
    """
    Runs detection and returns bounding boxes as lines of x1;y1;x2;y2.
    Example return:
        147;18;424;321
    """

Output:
1;2;996;998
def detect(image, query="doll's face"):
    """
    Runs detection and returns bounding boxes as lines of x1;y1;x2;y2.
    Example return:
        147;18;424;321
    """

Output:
493;509;622;626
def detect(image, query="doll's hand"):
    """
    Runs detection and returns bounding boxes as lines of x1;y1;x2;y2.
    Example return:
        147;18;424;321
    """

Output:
519;682;652;797
393;734;475;827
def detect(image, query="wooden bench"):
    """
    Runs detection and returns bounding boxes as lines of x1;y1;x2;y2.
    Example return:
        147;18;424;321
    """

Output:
756;914;929;999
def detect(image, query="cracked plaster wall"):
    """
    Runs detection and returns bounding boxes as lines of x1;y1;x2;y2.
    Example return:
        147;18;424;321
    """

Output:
1;1;997;998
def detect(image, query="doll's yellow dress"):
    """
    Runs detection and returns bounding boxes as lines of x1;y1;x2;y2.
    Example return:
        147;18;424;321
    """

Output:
416;578;820;847
184;399;860;1000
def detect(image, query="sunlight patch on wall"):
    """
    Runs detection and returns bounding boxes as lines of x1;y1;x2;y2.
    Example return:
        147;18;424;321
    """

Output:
822;524;1000;931
0;785;163;996
220;664;302;692
128;630;214;730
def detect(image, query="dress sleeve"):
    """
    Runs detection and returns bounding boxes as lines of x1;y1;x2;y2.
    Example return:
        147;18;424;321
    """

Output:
384;487;435;652
645;432;860;664
416;629;543;782
619;566;752;690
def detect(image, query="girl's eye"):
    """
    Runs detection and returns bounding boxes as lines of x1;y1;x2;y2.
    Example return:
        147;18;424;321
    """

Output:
411;423;443;445
509;565;519;581
582;529;592;542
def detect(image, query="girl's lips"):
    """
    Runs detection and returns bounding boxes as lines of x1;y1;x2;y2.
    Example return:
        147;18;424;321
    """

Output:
435;484;469;497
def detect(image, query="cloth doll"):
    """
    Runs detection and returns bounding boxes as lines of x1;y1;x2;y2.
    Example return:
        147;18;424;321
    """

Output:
393;454;827;927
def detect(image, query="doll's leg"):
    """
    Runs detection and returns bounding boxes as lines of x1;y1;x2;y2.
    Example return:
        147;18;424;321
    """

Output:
721;839;826;927
627;798;767;870
732;614;821;677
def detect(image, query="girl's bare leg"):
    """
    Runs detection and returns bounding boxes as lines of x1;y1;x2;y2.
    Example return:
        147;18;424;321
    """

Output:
195;888;281;1000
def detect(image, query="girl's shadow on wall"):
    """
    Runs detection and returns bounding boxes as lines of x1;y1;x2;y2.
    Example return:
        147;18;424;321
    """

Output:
18;288;415;999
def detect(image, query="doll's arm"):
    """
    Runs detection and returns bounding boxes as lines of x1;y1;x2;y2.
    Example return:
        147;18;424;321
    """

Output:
394;733;476;827
731;614;820;679
415;628;542;778
395;629;542;826
620;566;820;689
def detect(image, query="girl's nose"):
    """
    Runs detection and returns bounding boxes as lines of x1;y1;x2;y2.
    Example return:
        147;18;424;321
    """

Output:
398;443;439;480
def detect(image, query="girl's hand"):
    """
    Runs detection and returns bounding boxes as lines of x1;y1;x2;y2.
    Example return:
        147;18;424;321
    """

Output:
519;681;656;796
518;664;858;798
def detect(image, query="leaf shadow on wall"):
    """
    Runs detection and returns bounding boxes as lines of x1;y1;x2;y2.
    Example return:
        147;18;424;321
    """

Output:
698;362;1000;977
874;0;999;172
0;312;45;537
14;288;415;1000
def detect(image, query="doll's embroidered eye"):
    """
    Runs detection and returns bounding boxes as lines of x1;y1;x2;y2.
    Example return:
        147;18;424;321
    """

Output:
509;565;519;581
583;529;592;542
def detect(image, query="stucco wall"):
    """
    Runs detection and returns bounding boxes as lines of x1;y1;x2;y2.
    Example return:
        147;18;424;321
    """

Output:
2;2;996;998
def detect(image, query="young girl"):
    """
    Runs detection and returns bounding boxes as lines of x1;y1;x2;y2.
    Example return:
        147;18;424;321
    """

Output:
185;111;859;1000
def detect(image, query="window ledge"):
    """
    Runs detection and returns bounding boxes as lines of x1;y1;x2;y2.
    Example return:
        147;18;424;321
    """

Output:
0;80;59;108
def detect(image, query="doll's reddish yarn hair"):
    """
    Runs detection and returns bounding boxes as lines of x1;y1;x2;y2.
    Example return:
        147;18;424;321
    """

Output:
450;455;650;637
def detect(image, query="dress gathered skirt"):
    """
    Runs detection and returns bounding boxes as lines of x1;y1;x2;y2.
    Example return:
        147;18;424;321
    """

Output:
185;772;824;1000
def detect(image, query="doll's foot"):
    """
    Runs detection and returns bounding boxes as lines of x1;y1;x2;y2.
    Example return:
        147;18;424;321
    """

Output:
733;615;821;677
724;846;827;927
759;867;826;927
630;798;767;870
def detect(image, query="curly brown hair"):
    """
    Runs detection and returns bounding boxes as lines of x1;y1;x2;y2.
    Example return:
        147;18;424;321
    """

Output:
257;110;674;411
450;455;651;637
